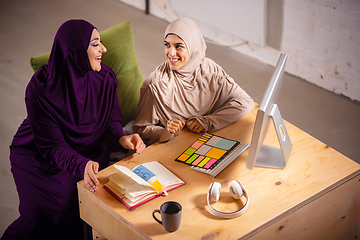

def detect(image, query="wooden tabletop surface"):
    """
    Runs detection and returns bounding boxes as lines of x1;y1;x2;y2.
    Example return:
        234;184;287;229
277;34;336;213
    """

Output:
78;105;360;239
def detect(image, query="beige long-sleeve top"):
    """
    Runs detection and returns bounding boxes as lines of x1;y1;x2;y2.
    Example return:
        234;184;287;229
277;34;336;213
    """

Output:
133;58;254;145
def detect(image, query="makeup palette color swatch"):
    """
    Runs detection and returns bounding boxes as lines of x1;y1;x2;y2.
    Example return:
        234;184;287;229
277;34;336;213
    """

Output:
176;133;240;170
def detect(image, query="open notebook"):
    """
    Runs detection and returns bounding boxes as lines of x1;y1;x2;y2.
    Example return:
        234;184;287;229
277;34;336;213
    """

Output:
175;133;249;177
104;161;185;210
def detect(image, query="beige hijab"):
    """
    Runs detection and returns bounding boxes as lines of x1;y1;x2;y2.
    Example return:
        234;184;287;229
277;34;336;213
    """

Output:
133;18;254;143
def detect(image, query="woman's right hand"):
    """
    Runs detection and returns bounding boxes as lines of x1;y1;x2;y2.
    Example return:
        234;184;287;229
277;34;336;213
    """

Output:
84;160;99;193
168;119;185;134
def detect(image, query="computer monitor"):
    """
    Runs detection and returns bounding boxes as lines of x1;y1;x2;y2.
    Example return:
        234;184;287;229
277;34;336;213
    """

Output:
246;53;292;170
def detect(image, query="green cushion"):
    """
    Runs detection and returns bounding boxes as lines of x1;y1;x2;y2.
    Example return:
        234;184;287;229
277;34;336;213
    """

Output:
30;21;143;126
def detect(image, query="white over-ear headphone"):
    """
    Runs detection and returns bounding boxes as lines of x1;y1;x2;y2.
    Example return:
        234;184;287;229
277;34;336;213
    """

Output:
207;180;249;219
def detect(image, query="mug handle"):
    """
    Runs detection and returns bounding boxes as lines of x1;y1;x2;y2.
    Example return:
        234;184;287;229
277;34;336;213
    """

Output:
152;209;163;225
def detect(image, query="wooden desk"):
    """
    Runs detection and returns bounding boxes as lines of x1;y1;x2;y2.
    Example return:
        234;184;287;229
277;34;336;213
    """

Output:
77;106;360;240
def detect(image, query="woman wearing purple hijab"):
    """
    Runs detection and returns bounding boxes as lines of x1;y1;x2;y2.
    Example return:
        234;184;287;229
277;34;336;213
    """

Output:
1;19;145;240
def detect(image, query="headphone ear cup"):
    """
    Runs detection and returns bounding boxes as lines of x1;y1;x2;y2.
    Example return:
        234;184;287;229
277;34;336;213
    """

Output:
209;182;221;202
228;180;243;200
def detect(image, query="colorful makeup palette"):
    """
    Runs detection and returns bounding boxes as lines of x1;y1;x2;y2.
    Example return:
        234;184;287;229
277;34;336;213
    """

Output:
176;133;241;170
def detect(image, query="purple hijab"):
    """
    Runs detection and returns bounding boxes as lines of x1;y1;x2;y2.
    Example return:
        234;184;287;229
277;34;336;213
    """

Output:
30;19;122;146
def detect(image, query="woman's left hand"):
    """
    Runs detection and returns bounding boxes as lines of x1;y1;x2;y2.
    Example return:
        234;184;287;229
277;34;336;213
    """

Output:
119;134;146;154
84;160;99;193
186;119;204;133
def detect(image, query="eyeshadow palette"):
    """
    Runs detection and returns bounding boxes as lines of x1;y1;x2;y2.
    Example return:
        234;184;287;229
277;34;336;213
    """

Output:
175;133;243;170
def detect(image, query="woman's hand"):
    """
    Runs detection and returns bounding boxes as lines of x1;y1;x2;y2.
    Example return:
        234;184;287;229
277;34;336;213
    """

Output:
119;134;146;154
168;119;185;134
186;119;204;133
84;160;99;193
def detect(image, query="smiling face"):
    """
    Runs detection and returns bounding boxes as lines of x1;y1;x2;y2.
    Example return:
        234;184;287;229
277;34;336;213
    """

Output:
164;34;189;71
87;29;107;71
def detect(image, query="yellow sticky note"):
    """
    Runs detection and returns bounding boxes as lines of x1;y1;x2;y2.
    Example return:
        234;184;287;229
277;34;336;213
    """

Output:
205;147;226;159
177;153;190;162
151;180;164;193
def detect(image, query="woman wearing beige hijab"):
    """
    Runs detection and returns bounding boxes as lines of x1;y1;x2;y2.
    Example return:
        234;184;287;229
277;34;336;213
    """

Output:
133;18;254;145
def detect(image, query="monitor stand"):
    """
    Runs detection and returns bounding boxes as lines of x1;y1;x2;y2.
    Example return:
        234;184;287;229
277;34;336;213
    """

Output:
255;104;292;169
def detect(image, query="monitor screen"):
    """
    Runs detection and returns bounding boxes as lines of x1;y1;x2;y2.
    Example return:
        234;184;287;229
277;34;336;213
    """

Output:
246;53;292;170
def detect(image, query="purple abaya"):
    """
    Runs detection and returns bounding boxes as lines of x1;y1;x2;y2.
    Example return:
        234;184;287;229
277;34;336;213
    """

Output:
2;20;125;240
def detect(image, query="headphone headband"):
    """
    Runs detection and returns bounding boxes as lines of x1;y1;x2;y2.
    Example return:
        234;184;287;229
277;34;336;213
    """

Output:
207;180;249;219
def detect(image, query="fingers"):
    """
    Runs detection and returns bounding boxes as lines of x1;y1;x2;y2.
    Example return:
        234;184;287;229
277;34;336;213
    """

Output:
92;161;99;174
119;135;134;150
168;119;185;134
186;120;204;133
186;119;196;131
84;161;99;193
132;134;146;154
119;134;146;154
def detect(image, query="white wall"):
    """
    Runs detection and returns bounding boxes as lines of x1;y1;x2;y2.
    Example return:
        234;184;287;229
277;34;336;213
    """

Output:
119;0;360;102
170;0;267;47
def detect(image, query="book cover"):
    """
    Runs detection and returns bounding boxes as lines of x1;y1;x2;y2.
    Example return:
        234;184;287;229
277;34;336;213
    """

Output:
104;161;185;210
